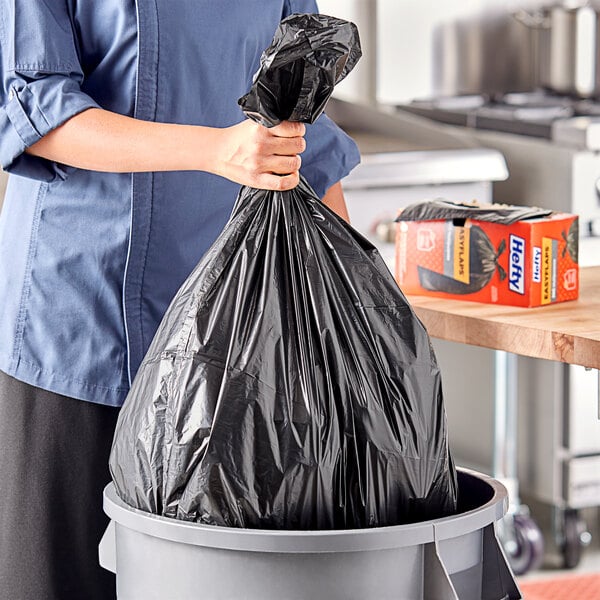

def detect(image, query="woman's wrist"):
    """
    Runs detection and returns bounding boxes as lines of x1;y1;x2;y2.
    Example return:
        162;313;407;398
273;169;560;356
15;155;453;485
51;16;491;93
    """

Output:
180;124;223;174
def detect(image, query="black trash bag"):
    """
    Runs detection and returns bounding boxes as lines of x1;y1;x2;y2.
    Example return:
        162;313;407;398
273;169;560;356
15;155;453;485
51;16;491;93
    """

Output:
238;13;361;127
397;198;553;225
418;226;507;295
110;13;457;529
561;219;579;263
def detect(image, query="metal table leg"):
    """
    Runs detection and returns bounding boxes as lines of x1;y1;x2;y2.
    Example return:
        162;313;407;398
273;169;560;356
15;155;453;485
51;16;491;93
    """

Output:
493;350;519;512
493;350;544;575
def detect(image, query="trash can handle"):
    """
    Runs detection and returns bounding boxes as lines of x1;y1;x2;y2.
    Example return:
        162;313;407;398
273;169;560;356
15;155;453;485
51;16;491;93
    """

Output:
99;520;117;574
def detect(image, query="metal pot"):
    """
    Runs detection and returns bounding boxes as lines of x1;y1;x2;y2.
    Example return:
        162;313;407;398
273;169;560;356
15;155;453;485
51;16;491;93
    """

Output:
515;1;600;97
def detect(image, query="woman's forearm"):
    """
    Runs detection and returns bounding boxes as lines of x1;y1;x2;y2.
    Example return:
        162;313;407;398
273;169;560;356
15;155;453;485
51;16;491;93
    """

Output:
26;107;352;220
322;181;350;223
28;108;213;173
26;108;306;190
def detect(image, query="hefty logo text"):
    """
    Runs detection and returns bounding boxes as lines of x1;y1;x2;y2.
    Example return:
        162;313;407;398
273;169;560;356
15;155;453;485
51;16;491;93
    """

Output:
532;246;541;283
509;235;525;295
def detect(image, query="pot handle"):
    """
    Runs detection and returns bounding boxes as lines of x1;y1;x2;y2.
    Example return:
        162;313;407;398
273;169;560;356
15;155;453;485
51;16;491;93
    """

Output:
511;8;550;29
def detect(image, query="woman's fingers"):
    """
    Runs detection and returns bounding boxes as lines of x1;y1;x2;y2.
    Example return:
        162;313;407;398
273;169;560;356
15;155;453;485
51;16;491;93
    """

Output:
265;134;306;157
270;121;306;138
253;172;300;191
261;153;302;175
215;119;306;190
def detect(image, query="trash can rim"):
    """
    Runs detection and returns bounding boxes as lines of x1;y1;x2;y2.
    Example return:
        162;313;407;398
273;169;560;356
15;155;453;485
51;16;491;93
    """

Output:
103;468;507;554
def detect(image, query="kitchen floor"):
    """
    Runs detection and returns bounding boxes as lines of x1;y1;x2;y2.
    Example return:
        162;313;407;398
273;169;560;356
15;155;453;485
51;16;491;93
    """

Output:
520;539;600;583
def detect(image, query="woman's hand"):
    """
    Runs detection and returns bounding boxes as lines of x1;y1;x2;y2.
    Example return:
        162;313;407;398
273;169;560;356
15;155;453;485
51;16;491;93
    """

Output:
211;120;306;191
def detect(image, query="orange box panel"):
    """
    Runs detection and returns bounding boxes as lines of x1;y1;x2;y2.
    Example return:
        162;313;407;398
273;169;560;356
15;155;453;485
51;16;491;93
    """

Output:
395;212;579;307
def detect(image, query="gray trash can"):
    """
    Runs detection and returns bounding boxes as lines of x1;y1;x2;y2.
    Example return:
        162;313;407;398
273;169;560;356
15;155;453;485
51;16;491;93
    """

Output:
100;468;521;600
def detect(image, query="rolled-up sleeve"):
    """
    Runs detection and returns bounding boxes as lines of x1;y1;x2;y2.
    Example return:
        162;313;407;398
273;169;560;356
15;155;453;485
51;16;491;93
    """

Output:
282;0;361;197
0;1;101;181
302;114;361;198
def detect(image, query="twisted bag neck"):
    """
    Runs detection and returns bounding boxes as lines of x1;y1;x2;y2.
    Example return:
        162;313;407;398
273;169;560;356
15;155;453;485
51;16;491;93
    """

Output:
238;13;361;128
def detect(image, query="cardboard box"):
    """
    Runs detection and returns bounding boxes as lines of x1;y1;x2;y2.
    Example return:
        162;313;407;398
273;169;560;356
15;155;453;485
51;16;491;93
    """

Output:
395;200;579;307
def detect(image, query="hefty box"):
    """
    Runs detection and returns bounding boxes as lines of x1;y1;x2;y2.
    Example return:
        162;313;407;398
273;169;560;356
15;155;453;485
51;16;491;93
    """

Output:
395;199;579;307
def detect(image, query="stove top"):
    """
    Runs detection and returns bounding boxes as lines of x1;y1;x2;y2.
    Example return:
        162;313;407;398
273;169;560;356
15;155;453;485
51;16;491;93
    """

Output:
397;91;600;248
399;92;600;142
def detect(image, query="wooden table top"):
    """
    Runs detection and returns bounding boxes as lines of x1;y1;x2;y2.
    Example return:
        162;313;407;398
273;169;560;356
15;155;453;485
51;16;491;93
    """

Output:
406;266;600;370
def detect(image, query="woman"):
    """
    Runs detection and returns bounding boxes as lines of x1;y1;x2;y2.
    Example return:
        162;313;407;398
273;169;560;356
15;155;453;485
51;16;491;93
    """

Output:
0;1;360;598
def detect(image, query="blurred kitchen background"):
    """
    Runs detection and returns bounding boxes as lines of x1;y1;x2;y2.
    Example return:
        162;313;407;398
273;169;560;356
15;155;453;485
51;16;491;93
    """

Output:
1;0;600;580
321;0;599;103
319;0;600;579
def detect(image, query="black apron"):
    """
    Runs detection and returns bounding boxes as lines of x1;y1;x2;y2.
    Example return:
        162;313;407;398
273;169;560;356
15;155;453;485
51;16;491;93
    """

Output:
0;370;119;600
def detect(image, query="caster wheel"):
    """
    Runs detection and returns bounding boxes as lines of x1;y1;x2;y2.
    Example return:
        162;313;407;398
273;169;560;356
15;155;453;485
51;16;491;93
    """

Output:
503;514;545;576
561;509;590;569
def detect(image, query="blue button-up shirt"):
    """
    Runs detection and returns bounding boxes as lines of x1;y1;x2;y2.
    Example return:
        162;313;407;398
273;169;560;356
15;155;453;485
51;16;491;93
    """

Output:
0;0;360;406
